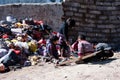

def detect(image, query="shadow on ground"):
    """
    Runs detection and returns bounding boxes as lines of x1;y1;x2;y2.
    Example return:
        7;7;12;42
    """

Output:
90;58;117;65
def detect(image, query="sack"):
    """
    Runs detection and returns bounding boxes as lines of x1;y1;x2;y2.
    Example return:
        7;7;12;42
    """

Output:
28;41;37;53
95;43;114;58
95;43;112;51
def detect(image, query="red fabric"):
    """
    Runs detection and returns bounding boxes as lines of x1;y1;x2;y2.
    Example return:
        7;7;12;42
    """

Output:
34;20;43;25
38;39;46;45
71;41;78;51
38;21;43;24
2;34;8;39
13;50;21;55
52;31;58;35
56;45;60;50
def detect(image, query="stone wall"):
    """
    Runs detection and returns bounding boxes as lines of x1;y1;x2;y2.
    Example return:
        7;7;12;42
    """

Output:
0;3;63;31
62;0;120;50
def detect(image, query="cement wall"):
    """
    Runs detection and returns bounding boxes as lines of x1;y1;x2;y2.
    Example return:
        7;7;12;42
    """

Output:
0;3;63;31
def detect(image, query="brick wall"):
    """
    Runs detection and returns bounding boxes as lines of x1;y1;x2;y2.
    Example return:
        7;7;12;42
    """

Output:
62;0;120;50
0;3;63;31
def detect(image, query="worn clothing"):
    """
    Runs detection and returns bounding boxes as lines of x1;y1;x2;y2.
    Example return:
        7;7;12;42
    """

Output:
0;49;8;58
0;49;20;67
95;43;112;51
59;21;68;41
78;40;94;56
46;43;59;59
57;33;70;57
71;41;78;51
95;43;114;58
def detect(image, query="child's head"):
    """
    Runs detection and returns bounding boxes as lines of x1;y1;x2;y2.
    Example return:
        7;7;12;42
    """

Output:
78;34;86;41
66;18;76;27
50;36;59;44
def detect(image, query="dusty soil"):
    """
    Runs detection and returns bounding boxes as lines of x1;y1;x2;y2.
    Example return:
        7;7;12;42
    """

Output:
0;52;120;80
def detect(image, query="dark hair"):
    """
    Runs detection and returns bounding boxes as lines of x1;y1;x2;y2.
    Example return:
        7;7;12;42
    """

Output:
50;36;59;43
78;34;86;40
66;18;75;27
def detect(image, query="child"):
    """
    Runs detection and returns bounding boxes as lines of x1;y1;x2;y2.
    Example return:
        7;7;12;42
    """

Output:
38;38;46;56
73;34;94;63
46;36;59;64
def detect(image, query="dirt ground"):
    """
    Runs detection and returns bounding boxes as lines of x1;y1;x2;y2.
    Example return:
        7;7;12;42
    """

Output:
0;52;120;80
